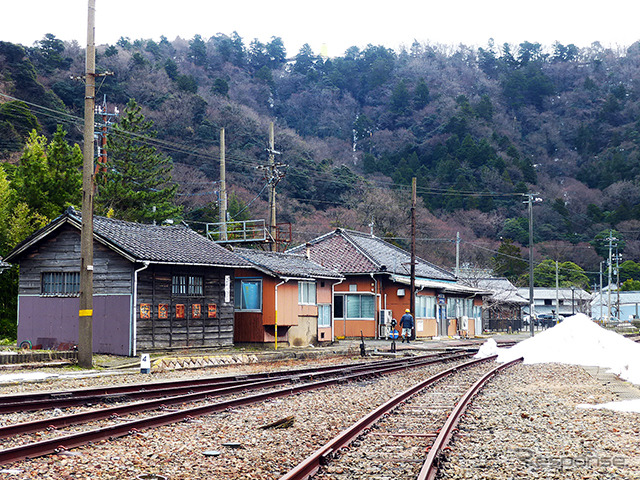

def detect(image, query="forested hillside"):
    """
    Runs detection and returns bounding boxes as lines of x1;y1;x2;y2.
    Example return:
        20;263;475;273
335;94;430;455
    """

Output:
3;33;640;285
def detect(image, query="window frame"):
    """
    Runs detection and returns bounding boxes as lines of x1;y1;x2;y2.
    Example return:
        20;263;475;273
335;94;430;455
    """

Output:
234;277;262;312
172;275;204;297
41;272;80;296
298;280;317;305
318;304;331;327
415;294;436;319
344;293;375;320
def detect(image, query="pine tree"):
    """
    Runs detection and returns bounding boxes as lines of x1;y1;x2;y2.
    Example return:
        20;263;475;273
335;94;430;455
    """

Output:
11;126;81;220
96;99;181;223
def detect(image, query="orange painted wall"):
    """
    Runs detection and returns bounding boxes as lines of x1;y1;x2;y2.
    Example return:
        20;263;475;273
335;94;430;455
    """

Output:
334;276;377;338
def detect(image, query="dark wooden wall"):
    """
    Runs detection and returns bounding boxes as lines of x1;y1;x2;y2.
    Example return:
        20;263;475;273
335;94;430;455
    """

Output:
135;264;235;349
18;225;133;296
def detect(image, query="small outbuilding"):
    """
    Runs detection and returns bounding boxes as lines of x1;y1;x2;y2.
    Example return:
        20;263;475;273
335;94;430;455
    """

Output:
5;208;251;356
232;248;343;346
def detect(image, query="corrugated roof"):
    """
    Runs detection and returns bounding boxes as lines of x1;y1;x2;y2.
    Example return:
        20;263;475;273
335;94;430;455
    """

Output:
234;248;342;280
6;209;251;268
517;287;591;301
289;229;455;281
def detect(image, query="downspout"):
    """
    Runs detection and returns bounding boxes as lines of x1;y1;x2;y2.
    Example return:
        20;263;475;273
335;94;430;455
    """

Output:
370;273;379;338
274;278;289;350
331;277;345;343
132;261;150;357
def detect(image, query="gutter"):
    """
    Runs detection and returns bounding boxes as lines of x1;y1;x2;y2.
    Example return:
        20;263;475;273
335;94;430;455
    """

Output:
274;278;289;350
131;261;150;357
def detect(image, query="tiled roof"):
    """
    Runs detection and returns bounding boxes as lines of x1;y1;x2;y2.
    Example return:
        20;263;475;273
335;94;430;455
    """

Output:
289;229;455;281
234;248;342;279
6;209;251;268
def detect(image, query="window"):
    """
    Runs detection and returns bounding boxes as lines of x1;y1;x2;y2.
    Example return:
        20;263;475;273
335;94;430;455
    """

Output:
318;304;331;327
415;295;436;318
345;294;375;319
234;278;262;311
41;272;80;296
298;281;316;305
172;275;204;296
446;297;474;318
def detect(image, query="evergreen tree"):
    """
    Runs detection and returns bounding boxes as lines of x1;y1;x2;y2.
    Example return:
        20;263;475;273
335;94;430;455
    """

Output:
533;260;589;289
96;99;181;223
11;126;82;219
492;239;527;282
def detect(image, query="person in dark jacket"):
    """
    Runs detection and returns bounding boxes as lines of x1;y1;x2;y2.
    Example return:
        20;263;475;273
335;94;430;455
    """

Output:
400;309;414;343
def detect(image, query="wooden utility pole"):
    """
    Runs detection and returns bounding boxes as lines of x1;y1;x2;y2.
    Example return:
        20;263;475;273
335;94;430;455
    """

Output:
268;122;276;251
79;0;96;368
410;178;416;339
219;128;227;241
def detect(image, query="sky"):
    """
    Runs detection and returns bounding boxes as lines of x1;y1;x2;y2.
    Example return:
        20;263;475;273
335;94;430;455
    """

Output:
477;313;640;412
3;1;640;58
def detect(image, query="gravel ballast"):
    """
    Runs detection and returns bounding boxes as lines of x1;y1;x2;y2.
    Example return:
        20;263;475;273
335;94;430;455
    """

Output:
0;358;638;479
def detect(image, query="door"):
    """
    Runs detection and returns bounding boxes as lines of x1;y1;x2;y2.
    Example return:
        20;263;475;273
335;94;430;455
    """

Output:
333;295;345;338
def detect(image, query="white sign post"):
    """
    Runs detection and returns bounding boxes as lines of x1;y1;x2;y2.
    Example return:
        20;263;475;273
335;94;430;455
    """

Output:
140;353;151;374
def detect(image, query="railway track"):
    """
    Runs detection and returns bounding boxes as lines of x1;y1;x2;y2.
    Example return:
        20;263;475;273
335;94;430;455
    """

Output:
280;356;522;480
0;351;474;465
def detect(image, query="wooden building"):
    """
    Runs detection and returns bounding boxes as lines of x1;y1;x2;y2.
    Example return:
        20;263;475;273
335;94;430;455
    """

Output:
288;229;483;339
5;208;251;356
232;248;343;346
465;277;527;332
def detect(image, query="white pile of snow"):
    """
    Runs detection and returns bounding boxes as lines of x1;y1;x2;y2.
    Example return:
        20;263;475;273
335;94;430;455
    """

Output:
579;398;640;413
476;313;640;412
478;313;640;385
475;337;500;358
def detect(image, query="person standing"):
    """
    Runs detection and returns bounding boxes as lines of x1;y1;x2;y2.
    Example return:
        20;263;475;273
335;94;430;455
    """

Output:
400;309;414;343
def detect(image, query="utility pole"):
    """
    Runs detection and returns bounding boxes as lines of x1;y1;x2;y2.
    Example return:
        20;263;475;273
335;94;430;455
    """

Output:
258;122;285;251
524;193;541;337
268;123;276;251
555;260;559;324
79;0;96;369
455;231;460;277
606;230;617;323
616;248;621;320
410;178;416;339
219;128;227;241
599;261;603;321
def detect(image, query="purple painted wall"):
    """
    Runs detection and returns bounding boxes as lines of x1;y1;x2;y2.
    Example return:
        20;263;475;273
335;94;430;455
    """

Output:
17;295;131;356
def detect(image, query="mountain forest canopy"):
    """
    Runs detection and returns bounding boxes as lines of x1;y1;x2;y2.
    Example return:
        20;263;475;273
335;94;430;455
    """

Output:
2;34;640;291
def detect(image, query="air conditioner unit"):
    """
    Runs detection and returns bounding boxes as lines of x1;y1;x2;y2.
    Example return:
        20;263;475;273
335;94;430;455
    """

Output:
379;309;392;325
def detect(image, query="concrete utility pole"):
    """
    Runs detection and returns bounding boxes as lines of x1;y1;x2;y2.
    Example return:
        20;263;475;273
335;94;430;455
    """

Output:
599;261;603;321
410;178;416;338
258;122;285;251
606;230;617;323
79;0;96;369
524;193;541;337
268;123;277;251
555;260;559;324
455;231;460;277
219;128;227;241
